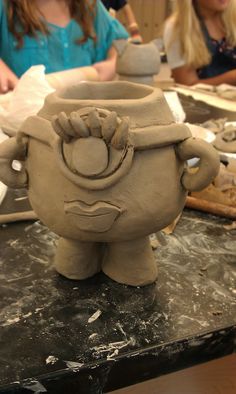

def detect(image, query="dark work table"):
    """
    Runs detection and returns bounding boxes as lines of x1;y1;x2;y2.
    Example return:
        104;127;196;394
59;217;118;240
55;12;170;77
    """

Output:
0;188;236;394
1;94;236;394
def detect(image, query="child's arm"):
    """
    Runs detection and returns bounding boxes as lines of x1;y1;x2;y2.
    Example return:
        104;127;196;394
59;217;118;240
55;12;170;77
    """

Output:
0;59;18;93
172;64;236;86
93;46;117;81
46;66;100;89
121;3;142;43
92;1;129;81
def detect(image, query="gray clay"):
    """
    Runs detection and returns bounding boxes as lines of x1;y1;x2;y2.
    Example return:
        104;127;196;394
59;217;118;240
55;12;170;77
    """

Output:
0;81;220;286
213;128;236;153
114;40;161;85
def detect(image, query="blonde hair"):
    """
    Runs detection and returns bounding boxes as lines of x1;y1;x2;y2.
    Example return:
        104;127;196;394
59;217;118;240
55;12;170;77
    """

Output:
169;0;236;68
4;0;96;48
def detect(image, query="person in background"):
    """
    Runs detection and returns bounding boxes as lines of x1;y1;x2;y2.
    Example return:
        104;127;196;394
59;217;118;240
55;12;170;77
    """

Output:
163;0;236;86
0;0;129;93
101;0;142;43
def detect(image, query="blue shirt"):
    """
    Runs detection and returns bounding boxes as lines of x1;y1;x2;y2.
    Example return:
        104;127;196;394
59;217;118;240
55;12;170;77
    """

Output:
197;21;236;79
0;0;129;77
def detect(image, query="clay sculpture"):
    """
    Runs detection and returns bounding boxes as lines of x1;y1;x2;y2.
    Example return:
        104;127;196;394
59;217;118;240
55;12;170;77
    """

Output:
114;40;161;85
0;81;220;286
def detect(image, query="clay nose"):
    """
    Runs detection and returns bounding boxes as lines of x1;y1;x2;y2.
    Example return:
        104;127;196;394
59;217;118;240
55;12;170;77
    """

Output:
71;137;108;177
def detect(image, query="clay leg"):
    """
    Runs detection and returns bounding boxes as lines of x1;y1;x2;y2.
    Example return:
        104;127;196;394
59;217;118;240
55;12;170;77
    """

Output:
54;238;103;280
102;237;158;287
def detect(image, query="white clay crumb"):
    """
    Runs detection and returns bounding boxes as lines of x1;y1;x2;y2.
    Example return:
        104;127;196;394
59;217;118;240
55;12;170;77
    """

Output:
88;309;102;324
89;333;99;340
46;355;58;365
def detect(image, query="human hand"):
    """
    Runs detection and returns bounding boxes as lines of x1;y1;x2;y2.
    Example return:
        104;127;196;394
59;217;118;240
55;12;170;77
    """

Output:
93;58;116;81
0;59;18;94
128;34;143;44
128;22;143;44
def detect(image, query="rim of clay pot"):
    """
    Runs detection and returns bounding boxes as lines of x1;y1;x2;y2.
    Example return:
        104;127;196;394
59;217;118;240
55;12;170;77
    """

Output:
38;81;174;128
20;81;191;148
53;81;154;101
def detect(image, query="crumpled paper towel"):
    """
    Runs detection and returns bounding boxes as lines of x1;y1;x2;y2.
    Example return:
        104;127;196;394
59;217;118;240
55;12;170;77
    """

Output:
0;65;53;204
0;65;55;136
0;129;8;205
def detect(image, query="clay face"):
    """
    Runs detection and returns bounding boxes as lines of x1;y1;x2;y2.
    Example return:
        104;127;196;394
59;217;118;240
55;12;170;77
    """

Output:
0;82;220;286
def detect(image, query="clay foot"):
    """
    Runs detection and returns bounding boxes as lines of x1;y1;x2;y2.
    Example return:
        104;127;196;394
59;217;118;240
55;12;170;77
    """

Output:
102;237;158;287
54;238;104;280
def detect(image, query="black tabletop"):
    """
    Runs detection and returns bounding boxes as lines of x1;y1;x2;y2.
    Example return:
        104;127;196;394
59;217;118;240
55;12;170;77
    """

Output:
1;95;236;393
0;189;236;394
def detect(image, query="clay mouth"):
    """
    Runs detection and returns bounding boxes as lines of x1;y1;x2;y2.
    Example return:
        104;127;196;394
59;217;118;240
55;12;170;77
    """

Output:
64;200;121;232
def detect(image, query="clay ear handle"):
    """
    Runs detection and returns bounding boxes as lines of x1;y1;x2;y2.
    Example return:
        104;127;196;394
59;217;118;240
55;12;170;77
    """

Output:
176;137;220;192
0;136;28;188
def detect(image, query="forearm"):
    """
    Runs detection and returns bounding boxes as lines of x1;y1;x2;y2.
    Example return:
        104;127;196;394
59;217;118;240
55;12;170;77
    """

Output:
121;4;142;42
46;66;99;89
172;66;236;86
93;47;117;81
105;46;117;61
199;70;236;86
122;3;136;26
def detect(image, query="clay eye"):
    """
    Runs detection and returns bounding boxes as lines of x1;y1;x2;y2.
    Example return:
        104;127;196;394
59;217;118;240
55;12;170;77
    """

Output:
70;137;108;177
52;108;130;178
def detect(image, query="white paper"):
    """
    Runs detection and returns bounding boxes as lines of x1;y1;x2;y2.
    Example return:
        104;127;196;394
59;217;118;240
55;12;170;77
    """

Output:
0;65;54;135
164;91;186;123
0;129;8;205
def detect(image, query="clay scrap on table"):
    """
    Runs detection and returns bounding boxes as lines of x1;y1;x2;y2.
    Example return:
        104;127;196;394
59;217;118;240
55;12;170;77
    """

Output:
214;127;236;153
186;160;236;220
200;118;228;134
200;118;236;153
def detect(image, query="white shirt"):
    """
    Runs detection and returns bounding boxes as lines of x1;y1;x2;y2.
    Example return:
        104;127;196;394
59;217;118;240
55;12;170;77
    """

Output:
163;16;186;70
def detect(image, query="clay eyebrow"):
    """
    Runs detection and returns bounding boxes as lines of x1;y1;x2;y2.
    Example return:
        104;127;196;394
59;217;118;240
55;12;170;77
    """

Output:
130;123;191;150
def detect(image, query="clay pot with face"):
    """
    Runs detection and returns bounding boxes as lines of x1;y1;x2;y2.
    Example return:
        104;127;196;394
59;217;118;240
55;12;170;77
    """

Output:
0;82;220;286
